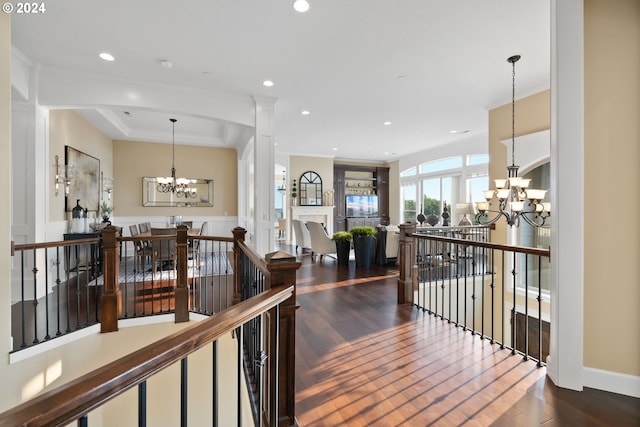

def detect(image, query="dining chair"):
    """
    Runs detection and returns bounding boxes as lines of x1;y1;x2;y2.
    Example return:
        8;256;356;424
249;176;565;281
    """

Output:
138;222;149;233
129;224;152;267
277;218;286;239
150;227;177;272
189;222;208;265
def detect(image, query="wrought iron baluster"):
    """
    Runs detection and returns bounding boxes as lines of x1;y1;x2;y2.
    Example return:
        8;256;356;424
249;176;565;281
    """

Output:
32;249;40;343
44;248;51;340
138;381;147;427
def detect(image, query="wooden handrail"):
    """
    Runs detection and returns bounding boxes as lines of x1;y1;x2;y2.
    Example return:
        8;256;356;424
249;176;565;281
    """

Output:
0;284;294;427
413;233;551;258
13;237;101;252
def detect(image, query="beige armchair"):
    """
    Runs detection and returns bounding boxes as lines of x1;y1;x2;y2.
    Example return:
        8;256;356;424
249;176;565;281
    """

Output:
292;219;311;253
306;221;336;260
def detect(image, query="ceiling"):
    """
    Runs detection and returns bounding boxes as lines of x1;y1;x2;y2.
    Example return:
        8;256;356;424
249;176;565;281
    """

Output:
10;0;550;162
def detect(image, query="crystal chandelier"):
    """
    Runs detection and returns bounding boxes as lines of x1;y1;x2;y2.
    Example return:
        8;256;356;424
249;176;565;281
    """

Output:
476;55;550;227
156;118;197;198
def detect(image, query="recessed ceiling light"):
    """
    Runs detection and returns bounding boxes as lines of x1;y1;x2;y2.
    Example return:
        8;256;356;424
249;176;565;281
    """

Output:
262;80;274;87
99;52;115;61
293;0;310;13
332;147;338;151
160;60;173;69
301;110;310;115
450;129;470;134
384;121;392;126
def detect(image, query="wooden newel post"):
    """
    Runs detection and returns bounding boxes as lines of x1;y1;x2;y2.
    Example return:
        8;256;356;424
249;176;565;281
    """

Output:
174;225;189;323
232;227;247;306
397;222;417;304
100;225;121;332
265;251;301;427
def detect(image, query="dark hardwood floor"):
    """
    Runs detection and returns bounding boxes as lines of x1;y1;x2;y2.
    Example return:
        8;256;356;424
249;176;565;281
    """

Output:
287;245;640;426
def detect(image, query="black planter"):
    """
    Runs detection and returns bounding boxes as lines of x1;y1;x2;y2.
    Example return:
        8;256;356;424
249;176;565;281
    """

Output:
353;235;375;268
335;240;351;266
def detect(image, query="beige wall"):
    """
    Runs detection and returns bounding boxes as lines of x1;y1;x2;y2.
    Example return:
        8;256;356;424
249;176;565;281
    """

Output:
289;155;334;202
49;110;113;221
487;0;640;379
113;140;238;217
584;0;639;376
488;90;551;245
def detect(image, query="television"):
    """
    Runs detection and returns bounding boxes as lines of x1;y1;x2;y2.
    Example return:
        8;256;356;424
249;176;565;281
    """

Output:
345;194;379;217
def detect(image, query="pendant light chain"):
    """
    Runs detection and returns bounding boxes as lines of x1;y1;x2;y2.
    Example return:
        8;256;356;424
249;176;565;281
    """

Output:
171;118;177;179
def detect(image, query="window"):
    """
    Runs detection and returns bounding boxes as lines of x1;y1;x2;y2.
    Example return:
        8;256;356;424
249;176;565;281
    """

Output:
274;183;284;219
400;167;416;177
419;157;462;174
401;154;488;226
466;174;488;206
420;177;453;222
517;162;551;292
401;183;417;222
467;154;489;166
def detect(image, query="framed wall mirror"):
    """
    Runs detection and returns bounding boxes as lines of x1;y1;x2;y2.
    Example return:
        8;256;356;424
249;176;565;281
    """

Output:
142;177;213;207
299;171;323;206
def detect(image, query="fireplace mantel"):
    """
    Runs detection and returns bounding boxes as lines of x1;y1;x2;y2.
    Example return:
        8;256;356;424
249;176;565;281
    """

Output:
290;206;335;236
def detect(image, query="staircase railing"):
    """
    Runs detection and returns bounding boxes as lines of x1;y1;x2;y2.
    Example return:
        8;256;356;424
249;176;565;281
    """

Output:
6;226;301;426
0;285;294;427
397;222;551;366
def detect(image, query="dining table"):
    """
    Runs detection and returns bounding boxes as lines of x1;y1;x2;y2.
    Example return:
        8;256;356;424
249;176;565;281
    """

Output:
138;227;201;237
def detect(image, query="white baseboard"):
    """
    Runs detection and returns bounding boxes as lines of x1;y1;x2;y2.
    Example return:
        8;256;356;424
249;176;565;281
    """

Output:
583;366;640;398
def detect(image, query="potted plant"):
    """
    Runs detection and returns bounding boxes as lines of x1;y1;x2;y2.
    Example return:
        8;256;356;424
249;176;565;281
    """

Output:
332;231;352;266
291;179;297;206
349;225;377;268
100;201;113;223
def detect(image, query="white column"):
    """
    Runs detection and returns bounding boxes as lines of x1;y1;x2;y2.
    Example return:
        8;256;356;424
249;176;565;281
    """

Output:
1;12;13;356
548;0;584;391
11;61;51;300
252;96;277;256
237;140;253;235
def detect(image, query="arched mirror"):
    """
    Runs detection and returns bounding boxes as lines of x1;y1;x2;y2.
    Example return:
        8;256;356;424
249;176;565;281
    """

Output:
299;171;323;206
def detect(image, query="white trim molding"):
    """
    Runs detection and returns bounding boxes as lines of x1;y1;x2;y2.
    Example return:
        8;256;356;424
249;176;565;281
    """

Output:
548;0;585;392
583;367;640;398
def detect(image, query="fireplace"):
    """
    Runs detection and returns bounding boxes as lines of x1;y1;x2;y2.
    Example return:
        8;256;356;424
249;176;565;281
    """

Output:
290;206;334;237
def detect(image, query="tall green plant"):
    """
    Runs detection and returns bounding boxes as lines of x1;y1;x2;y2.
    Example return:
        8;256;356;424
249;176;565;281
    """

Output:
349;226;377;237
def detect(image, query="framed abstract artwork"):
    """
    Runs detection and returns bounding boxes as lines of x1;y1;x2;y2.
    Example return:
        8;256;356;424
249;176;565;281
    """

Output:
65;146;100;212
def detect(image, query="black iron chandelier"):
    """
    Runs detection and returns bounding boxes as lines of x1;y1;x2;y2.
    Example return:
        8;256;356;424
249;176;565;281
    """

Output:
476;55;550;227
156;118;197;198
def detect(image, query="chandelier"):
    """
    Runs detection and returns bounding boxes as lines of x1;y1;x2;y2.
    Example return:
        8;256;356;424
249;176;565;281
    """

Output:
476;55;550;228
156;118;197;198
277;171;286;194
